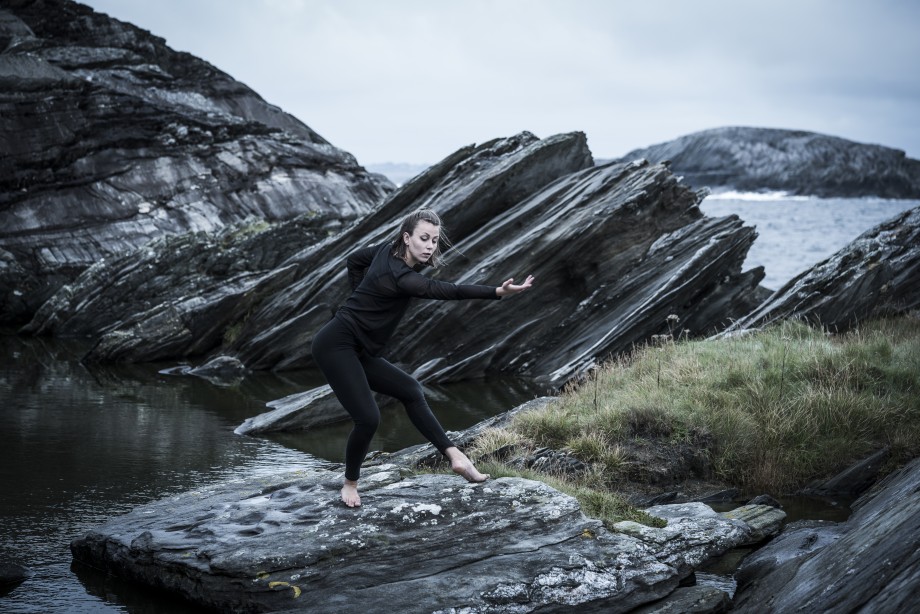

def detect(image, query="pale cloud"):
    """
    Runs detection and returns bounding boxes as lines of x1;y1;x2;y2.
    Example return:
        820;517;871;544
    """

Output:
76;1;920;163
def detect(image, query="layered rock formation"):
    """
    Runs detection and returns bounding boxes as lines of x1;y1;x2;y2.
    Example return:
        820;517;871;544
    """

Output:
70;461;781;613
0;0;391;324
724;205;920;333
732;457;920;613
616;127;920;198
26;129;767;392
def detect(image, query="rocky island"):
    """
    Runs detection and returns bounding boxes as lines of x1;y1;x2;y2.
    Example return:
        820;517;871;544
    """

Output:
616;126;920;198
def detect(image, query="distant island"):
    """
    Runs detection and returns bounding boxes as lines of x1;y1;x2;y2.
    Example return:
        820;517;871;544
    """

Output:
612;126;920;199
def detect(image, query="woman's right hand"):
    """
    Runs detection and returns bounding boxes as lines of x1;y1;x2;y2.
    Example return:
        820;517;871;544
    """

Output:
497;275;535;297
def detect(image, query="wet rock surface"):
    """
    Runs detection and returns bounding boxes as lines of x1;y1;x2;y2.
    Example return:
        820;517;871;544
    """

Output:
0;0;391;324
616;126;920;198
732;457;920;613
70;463;772;614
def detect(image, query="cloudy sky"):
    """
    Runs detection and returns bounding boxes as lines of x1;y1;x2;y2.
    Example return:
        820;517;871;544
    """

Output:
79;0;920;165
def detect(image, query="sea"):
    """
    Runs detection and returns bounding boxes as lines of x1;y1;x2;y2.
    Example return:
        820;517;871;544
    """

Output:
698;192;918;291
1;192;917;612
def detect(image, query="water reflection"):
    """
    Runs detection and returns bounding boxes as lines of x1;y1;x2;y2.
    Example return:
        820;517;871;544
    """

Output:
0;334;540;613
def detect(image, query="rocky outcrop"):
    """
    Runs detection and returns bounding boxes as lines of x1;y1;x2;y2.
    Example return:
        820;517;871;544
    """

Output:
0;560;32;597
732;457;920;613
798;446;890;498
0;0;391;324
724;205;920;333
616;127;920;198
70;460;779;613
26;129;767;394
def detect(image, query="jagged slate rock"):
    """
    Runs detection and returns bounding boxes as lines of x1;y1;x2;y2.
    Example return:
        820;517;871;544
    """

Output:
0;559;32;587
187;355;247;377
615;502;753;579
719;504;786;545
234;385;344;435
64;130;587;368
798;446;890;498
724;206;920;334
732;457;920;613
23;214;335;339
81;261;301;363
70;465;759;614
630;585;731;614
0;1;391;325
732;519;847;594
616;126;920;198
229;130;595;372
385;159;763;388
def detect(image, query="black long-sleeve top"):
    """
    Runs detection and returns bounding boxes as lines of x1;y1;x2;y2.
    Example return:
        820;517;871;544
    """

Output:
334;243;499;356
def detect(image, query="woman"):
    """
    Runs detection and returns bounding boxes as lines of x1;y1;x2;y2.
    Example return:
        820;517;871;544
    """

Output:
311;209;534;507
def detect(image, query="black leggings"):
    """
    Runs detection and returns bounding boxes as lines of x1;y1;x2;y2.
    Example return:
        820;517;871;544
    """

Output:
311;317;454;481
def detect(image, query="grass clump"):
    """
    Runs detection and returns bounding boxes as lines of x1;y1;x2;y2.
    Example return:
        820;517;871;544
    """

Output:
472;316;920;505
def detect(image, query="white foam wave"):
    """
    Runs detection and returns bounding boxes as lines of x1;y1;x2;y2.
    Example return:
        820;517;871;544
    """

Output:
704;190;811;202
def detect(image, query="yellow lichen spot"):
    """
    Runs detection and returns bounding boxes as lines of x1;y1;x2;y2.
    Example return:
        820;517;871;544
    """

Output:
256;571;270;580
292;585;302;598
269;581;290;589
581;528;595;539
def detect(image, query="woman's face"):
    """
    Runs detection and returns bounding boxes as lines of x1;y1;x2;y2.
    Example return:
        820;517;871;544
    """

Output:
403;220;440;266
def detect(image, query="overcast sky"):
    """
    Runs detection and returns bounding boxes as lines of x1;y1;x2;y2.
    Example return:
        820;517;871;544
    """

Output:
79;0;920;165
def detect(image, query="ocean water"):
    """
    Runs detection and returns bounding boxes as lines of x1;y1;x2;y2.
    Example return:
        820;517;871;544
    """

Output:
698;193;919;290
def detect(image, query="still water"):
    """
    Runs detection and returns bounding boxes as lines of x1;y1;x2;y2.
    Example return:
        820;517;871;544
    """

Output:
0;334;540;613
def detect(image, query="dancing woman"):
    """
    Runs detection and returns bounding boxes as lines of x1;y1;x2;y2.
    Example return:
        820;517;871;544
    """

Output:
311;209;534;507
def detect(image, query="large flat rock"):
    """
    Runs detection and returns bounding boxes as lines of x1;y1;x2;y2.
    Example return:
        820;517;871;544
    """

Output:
71;464;764;613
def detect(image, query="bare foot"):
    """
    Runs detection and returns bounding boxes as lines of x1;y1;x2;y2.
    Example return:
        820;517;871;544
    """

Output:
445;447;489;483
341;480;361;507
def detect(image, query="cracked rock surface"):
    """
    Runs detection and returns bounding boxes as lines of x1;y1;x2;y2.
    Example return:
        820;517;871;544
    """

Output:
71;463;768;613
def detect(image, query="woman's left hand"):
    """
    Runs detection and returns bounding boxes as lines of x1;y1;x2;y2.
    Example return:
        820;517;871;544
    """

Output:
497;275;535;297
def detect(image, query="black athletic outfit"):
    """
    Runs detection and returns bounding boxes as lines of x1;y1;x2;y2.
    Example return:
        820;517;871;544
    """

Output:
311;243;499;481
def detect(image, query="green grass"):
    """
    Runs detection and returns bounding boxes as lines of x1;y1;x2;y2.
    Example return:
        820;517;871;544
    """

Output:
464;315;920;524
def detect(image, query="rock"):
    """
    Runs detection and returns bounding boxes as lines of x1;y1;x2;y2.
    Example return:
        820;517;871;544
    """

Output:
731;457;920;612
616;126;920;198
719;504;786;545
0;559;32;592
732;519;847;595
799;446;890;498
746;494;781;508
24;113;768;396
722;206;920;333
69;464;765;614
617;502;753;578
234;385;343;435
0;0;391;325
507;446;589;477
630;585;732;614
696;489;741;504
228;144;767;432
